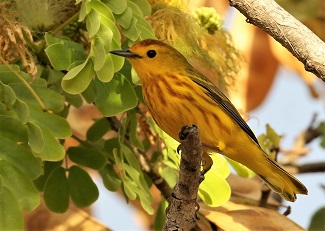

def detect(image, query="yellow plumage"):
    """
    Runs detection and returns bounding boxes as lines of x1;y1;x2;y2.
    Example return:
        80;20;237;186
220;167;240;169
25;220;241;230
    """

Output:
110;39;308;202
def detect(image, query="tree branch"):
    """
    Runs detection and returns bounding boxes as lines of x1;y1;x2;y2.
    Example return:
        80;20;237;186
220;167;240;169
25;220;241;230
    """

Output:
163;125;203;231
228;0;325;80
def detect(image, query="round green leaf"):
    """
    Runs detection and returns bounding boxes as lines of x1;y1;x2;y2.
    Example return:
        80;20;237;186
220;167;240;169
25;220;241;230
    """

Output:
33;161;63;192
45;43;72;70
62;60;95;94
44;167;69;213
0;160;39;211
95;74;137;116
67;147;106;170
198;170;231;207
0;186;24;231
68;166;99;207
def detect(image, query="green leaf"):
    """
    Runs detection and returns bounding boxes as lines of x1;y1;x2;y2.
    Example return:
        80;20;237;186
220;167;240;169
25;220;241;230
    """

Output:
0;82;16;106
309;207;325;231
227;157;255;178
62;60;95;94
28;105;72;139
198;155;231;207
86;9;101;38
123;181;137;200
45;43;72;70
0;186;24;231
95;74;137;116
154;199;168;231
96;24;113;51
266;124;280;146
92;36;106;71
130;0;152;16
13;98;29;123
198;170;231;207
45;33;86;51
96;53;114;82
0;137;42;179
126;0;144;17
44;167;69;213
99;164;122;191
0;160;39;211
161;166;177;187
26;121;45;153
129;112;144;151
81;80;97;103
68;166;99;207
115;7;133;28
106;0;127;14
121;17;139;41
9;83;65;112
86;117;111;141
33;161;63;192
67;147;106;170
0;115;28;142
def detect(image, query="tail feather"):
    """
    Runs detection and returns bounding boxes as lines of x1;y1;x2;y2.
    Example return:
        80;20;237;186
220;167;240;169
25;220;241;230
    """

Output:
257;155;308;202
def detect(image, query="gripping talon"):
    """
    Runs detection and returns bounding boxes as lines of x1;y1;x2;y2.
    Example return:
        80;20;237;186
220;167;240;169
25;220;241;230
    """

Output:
177;145;182;154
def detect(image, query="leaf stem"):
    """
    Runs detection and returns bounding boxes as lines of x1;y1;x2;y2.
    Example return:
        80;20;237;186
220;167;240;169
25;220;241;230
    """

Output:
0;55;46;110
50;12;80;36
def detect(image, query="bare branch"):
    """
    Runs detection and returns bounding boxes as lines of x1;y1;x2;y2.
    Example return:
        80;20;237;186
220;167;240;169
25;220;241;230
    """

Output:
228;0;325;80
163;125;203;231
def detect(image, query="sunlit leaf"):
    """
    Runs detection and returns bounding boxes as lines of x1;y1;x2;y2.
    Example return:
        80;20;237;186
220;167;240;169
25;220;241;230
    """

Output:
198;170;231;207
62;60;95;94
95;74;137;116
106;0;127;14
45;43;72;70
86;9;101;38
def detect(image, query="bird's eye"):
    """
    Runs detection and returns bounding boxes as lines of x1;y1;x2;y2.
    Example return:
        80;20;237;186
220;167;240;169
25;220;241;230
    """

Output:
146;50;156;58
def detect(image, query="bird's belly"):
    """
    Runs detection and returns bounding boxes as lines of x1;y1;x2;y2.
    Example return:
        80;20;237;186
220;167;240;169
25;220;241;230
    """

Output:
147;97;231;151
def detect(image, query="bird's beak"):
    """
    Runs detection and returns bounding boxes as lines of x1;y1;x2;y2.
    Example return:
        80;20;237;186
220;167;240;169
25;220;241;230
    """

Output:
109;50;141;58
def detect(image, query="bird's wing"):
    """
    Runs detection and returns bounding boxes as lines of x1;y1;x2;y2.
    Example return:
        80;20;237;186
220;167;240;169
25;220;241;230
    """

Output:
187;68;260;145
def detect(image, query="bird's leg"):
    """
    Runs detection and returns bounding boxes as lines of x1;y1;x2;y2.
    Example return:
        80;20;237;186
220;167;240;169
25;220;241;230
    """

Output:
201;152;213;175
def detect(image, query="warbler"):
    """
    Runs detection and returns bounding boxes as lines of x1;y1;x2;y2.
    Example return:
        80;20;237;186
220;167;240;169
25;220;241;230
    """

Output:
110;39;307;202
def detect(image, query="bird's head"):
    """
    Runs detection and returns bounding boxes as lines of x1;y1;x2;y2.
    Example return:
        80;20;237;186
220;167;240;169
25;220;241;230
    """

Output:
110;39;191;81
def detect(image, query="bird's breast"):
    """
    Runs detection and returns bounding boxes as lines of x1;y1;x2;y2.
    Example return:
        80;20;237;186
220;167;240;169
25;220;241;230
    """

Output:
141;74;233;147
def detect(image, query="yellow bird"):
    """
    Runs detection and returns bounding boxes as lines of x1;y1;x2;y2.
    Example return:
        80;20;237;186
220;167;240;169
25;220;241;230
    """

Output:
110;39;308;202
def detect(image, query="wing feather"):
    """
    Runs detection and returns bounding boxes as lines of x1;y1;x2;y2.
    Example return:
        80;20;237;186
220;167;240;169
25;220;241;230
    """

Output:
187;68;260;145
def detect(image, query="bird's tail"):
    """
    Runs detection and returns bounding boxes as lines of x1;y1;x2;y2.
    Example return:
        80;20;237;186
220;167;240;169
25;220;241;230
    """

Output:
255;154;308;202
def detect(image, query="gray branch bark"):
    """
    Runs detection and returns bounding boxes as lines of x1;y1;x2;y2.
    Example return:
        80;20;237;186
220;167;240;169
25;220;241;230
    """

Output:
163;125;203;231
229;0;325;80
